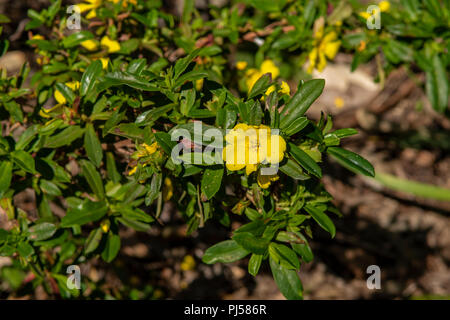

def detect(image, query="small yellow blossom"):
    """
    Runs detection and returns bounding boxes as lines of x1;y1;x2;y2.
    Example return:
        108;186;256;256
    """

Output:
379;1;390;12
260;59;280;79
81;39;99;51
280;81;290;95
162;177;173;201
308;29;341;73
97;57;109;69
223;123;286;188
244;59;280;91
128;165;137;176
359;11;371;20
195;78;204;91
100;219;110;233
78;0;102;19
180;255;196;271
101;36;120;53
32;34;44;40
257;171;279;189
236;61;248;70
357;40;367;52
334;96;345;109
54;81;80;105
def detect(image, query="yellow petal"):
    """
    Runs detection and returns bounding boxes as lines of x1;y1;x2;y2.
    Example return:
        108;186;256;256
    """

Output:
317;52;327;72
98;57;109;69
101;36;121;53
359;12;371;19
260;59;280;79
280;81;290;95
245;163;257;175
77;3;95;13
162;177;173;201
81;39;99;51
128;166;137;175
324;40;341;60
309;47;318;70
257;171;279;189
265;85;276;96
322;31;338;44
54;90;66;104
379;1;390;12
86;9;97;19
236;61;248;70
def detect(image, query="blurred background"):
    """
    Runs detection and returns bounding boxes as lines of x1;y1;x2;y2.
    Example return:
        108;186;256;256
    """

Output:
0;0;449;299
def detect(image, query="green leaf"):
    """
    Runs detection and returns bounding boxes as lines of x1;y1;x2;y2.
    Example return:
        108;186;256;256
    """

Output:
80;60;102;97
84;123;103;168
288;143;322;178
101;71;158;91
101;232;121;263
327;146;374;177
202;240;249;264
80;160;105;200
304;204;335;238
201;167;223;200
61;200;108;228
44;126;85;148
248;253;263;276
269;256;303;300
426;55;449;113
248;73;272;99
55;82;76;104
17;242;34;259
280;79;325;129
28;222;57;241
279;159;310;180
62;31;94;48
283;116;309;136
174;70;208;88
268;242;300;270
0;161;13;194
233;232;270;255
154;131;177;155
174;48;201;79
11;150;35;174
84;228;103;254
135;104;174;126
106;152;121;183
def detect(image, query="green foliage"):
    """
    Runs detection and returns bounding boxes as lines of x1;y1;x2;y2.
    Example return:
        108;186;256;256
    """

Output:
11;0;449;300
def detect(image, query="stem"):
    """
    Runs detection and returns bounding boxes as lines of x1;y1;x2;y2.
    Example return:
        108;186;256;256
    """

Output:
372;172;450;202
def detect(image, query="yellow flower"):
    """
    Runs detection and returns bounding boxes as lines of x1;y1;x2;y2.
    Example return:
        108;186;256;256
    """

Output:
32;34;44;40
223;123;286;188
308;29;341;73
100;219;110;233
195;78;204;91
236;61;248;70
54;81;80;104
101;36;120;53
334;96;345;108
78;0;102;19
97;57;109;69
358;40;367;52
128;165;137;176
257;171;279;189
245;68;262;92
81;39;99;51
162;177;173;201
280;81;290;95
244;59;280;92
135;142;158;158
260;59;280;79
359;11;371;20
379;1;390;12
180;255;196;271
